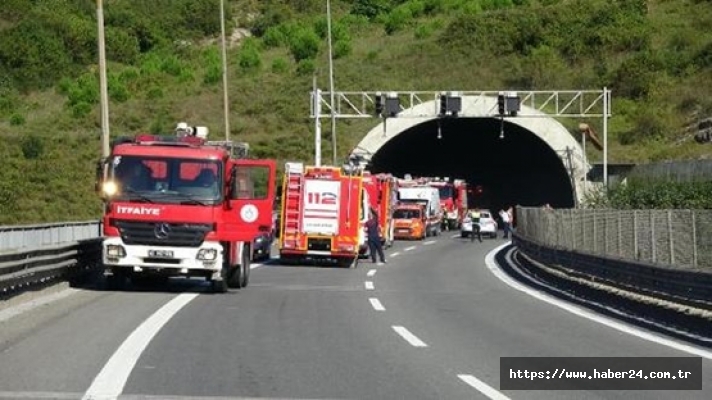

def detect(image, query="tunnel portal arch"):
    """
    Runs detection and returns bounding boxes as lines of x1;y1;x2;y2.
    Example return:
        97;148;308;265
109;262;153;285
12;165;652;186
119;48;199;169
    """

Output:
350;96;591;209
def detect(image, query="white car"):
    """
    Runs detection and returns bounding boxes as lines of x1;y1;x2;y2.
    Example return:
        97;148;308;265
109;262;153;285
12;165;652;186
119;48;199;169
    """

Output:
461;210;498;238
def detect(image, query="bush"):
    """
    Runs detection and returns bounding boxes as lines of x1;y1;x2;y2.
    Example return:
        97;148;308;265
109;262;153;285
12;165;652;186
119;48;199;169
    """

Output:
9;113;25;126
609;180;712;209
65;73;99;107
296;59;316;76
289;27;320;62
21;135;44;159
262;26;288;48
0;19;74;90
238;39;262;71
203;64;221;85
351;0;393;20
611;51;663;99
271;58;289;74
333;40;353;59
384;6;414;35
71;102;93;119
105;27;140;64
251;4;294;37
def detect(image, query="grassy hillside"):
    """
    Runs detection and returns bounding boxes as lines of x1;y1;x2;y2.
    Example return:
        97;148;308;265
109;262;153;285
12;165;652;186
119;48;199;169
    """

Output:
1;0;711;224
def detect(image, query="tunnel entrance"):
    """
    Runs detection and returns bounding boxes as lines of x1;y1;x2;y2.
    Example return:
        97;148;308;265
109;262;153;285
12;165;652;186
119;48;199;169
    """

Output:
316;90;606;210
367;118;575;212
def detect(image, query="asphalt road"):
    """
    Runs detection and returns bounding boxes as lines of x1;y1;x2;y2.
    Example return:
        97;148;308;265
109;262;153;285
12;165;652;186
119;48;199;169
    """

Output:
0;233;710;399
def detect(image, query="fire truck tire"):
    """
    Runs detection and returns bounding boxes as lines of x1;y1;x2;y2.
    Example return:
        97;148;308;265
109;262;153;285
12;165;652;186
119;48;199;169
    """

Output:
227;245;250;289
240;248;251;288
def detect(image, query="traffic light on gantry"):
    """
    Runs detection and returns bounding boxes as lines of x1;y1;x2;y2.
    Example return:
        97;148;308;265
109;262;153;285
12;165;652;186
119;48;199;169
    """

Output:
385;92;400;117
375;92;384;117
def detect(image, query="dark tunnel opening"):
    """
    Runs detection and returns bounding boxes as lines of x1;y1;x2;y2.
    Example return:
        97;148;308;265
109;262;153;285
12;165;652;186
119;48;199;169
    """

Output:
368;118;575;213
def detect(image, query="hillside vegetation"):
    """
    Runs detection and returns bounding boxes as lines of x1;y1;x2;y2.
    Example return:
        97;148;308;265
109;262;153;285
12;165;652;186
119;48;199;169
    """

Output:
1;0;711;224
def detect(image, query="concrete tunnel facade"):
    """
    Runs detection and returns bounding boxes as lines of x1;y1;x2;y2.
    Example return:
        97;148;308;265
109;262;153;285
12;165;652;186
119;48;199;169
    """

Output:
350;95;590;211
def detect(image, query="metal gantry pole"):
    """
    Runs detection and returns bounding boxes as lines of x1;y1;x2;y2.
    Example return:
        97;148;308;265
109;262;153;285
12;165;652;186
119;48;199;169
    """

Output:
603;87;609;189
326;0;337;165
96;0;110;159
220;0;230;141
582;131;587;199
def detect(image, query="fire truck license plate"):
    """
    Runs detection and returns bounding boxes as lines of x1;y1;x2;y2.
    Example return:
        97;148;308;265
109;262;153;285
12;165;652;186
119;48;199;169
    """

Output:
148;249;174;258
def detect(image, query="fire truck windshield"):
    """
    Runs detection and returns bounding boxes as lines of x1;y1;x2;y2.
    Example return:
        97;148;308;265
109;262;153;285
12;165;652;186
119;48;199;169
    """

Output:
393;209;421;219
437;186;453;199
110;156;222;204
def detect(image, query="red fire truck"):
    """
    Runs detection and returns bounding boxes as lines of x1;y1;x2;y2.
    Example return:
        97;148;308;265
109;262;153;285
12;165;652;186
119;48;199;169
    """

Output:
95;123;276;292
426;178;468;230
279;163;368;268
361;172;397;248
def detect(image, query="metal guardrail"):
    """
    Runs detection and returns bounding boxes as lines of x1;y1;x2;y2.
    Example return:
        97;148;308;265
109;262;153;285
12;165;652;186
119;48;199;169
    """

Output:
0;220;101;252
0;239;102;296
515;207;712;270
513;234;712;310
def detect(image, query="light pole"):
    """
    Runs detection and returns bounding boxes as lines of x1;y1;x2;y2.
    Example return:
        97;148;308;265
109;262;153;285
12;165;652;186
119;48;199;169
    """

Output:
96;0;110;159
313;74;322;166
603;87;609;189
326;0;337;165
220;0;230;141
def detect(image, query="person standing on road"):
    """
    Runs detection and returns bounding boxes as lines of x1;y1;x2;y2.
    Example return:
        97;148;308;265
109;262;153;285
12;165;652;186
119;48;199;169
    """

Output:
499;208;512;239
365;209;386;265
469;210;482;243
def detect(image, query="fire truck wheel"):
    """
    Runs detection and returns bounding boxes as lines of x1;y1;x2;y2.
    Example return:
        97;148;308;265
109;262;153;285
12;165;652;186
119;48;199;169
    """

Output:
240;248;250;287
227;245;250;289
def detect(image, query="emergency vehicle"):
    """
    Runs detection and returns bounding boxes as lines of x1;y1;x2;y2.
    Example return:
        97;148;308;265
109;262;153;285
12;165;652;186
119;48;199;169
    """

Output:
95;123;276;292
279;162;368;268
396;178;442;237
425;177;468;230
392;203;428;240
361;172;397;248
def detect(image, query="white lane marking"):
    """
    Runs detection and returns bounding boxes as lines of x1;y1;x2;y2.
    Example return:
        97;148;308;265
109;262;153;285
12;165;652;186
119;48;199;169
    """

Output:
369;298;385;311
391;252;400;257
365;281;375;290
404;246;416;251
392;326;428;347
367;269;377;277
451;234;460;238
458;374;511;400
82;293;198;400
423;240;436;245
485;243;712;360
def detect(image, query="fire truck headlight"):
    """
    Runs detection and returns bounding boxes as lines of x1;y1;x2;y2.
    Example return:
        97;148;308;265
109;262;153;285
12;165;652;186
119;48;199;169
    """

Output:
197;248;218;261
102;181;118;196
106;244;126;258
338;244;355;252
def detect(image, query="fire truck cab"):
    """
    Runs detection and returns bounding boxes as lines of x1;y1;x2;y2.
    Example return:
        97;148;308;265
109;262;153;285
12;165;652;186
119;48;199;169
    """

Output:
425;177;468;230
95;123;276;292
